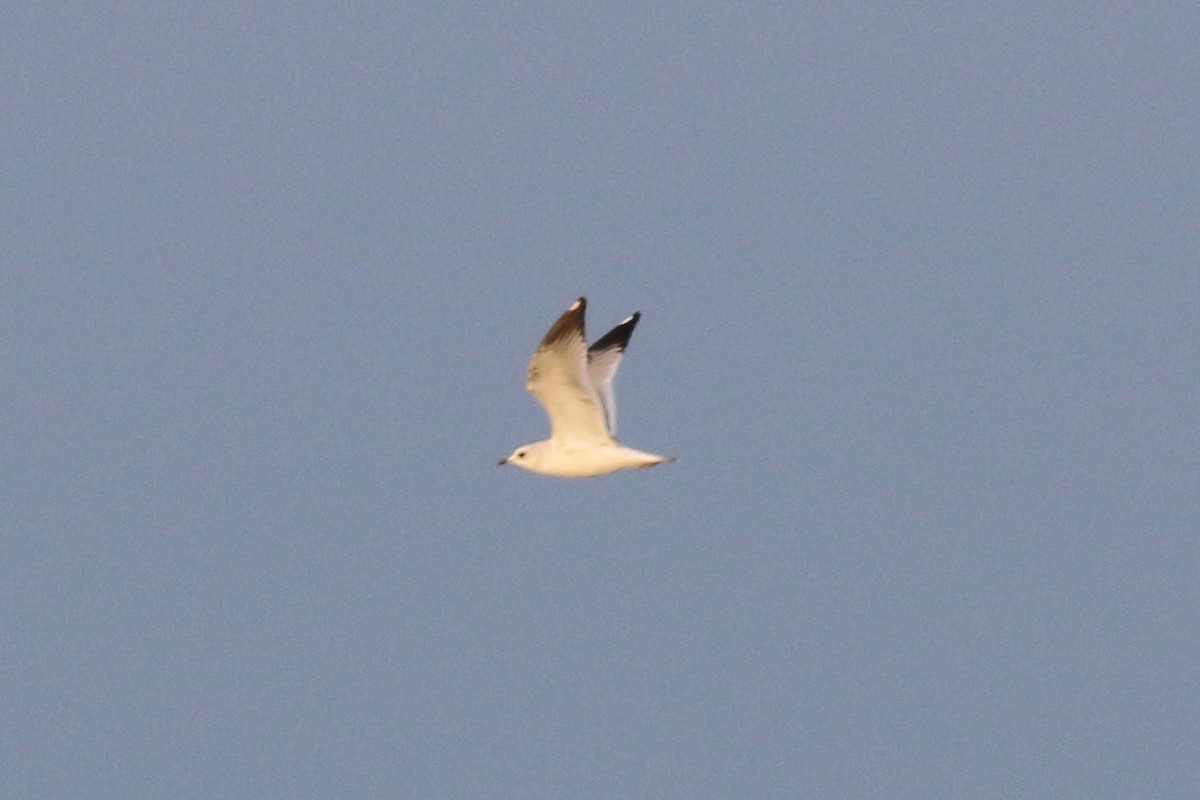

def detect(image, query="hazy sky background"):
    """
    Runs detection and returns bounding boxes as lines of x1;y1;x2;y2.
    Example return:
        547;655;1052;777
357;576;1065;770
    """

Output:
4;4;1198;798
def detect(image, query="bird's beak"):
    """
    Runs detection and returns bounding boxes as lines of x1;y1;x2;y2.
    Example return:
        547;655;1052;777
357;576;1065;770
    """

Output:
497;457;508;466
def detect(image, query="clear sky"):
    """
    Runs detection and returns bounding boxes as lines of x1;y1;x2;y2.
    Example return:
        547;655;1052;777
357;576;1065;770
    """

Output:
4;4;1198;798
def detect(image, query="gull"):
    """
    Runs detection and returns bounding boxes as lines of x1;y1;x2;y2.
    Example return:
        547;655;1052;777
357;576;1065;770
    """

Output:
499;297;675;478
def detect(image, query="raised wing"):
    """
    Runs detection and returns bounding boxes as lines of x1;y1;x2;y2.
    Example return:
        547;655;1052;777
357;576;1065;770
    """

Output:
586;312;640;435
525;297;612;445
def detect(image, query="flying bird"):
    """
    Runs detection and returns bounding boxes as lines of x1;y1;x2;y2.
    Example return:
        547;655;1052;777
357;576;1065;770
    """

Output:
499;297;675;477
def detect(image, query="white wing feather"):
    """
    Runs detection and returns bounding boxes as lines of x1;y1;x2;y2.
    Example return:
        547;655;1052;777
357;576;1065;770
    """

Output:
526;298;612;445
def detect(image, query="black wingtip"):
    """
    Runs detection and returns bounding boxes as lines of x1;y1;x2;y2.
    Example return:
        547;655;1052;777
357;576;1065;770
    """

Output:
588;311;641;354
539;297;587;347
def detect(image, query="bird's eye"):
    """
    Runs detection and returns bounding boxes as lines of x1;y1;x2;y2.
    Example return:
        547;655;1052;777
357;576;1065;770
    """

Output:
517;451;526;459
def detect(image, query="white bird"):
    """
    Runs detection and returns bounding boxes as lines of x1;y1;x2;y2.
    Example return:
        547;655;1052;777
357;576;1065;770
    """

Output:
499;297;675;478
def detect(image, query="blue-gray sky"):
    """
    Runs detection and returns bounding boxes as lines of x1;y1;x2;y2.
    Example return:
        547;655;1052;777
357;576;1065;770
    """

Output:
4;4;1198;798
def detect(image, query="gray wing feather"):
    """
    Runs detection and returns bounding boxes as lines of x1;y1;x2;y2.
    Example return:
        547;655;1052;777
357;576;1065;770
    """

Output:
586;312;640;436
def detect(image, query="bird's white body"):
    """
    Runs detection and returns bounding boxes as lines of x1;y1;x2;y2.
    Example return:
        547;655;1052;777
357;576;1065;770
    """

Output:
503;440;673;478
499;297;674;478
